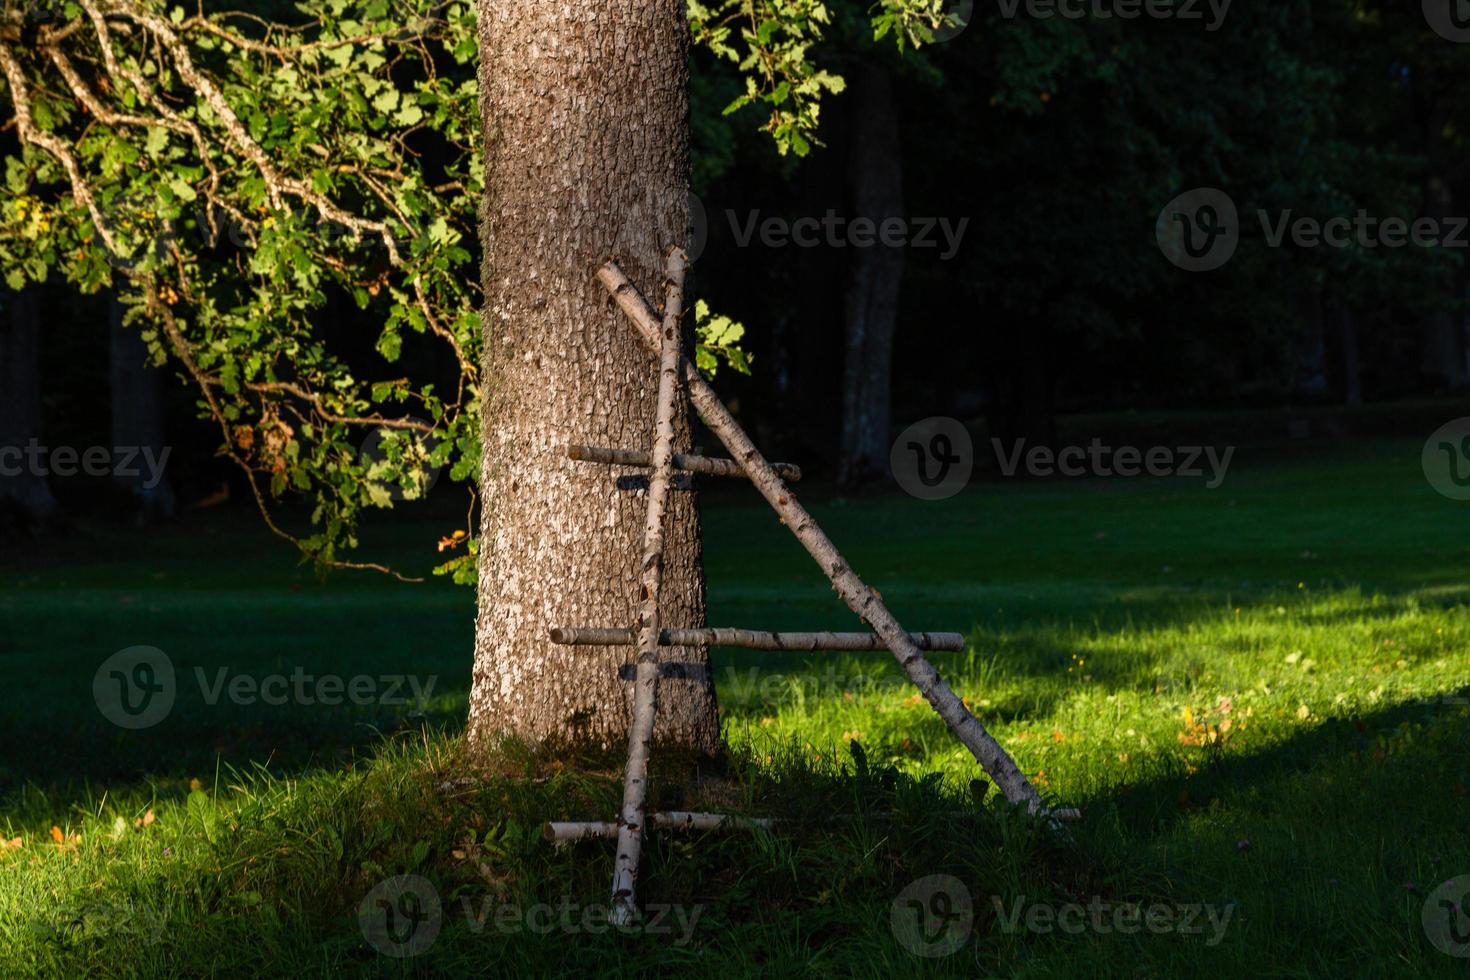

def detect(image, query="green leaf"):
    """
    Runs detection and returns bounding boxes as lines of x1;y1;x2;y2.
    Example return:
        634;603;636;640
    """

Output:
372;88;400;114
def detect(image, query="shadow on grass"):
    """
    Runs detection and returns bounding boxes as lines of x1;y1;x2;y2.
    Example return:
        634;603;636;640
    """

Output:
12;687;1468;977
1090;683;1470;837
0;735;1117;978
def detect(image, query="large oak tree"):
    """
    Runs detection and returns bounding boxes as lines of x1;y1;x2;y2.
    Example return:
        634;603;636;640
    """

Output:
468;0;720;754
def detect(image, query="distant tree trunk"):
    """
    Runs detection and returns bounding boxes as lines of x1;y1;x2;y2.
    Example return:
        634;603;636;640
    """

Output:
1420;174;1464;387
109;295;176;521
1419;98;1466;388
1294;283;1327;397
838;66;904;487
989;335;1056;452
0;286;58;522
1328;299;1361;406
467;0;719;756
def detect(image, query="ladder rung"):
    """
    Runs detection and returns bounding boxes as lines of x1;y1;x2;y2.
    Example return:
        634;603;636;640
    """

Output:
567;444;802;482
544;811;775;843
544;806;1078;845
549;626;965;652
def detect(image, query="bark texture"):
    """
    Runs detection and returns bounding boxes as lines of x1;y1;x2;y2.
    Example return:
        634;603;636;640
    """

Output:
838;66;904;486
0;286;58;521
469;0;718;756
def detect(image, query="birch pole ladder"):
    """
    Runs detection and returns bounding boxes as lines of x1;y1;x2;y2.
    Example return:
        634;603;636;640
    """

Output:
550;249;1076;926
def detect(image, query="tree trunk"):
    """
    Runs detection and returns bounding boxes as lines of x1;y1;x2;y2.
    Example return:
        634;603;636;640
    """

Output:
109;294;177;521
468;0;719;756
838;66;904;487
0;286;59;522
1420;173;1464;388
1419;97;1466;388
1293;282;1327;397
1329;299;1361;406
989;337;1056;452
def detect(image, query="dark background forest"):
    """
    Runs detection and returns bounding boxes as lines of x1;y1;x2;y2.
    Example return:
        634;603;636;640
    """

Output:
6;0;1470;520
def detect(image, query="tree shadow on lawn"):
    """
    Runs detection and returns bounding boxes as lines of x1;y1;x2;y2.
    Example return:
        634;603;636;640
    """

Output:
1;735;1127;978
0;696;471;821
0;577;474;808
14;691;1468;977
1086;681;1470;839
1060;685;1470;973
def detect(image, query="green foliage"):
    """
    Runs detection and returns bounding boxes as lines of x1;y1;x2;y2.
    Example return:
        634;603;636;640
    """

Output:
694;298;752;377
871;0;969;48
0;0;485;579
431;534;478;586
691;0;847;157
689;0;950;156
1;0;948;578
0;0;829;581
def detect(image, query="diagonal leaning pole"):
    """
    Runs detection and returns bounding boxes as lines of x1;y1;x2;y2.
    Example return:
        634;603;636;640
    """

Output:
598;260;1046;815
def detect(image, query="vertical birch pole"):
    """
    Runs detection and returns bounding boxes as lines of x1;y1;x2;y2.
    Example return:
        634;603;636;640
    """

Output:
610;248;688;924
598;261;1045;813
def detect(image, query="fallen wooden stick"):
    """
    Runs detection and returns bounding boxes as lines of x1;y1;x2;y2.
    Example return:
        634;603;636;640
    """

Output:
599;260;1047;815
546;806;1079;844
568;444;802;482
547;811;775;843
610;249;688;927
550;626;966;652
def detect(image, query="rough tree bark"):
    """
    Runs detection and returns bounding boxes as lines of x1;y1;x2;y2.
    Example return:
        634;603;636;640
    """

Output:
838;66;904;486
468;0;719;756
0;286;59;522
109;294;177;521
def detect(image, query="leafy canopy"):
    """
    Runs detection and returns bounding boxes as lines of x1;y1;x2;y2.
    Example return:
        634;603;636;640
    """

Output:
0;0;947;580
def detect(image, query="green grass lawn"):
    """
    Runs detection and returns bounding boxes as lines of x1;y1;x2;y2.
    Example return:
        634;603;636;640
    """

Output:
2;433;1468;976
